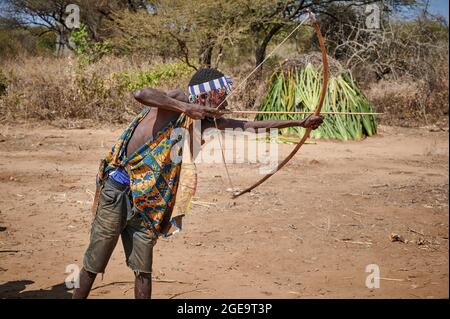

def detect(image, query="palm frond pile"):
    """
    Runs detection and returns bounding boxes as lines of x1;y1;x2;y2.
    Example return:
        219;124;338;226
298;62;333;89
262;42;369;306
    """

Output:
256;60;377;141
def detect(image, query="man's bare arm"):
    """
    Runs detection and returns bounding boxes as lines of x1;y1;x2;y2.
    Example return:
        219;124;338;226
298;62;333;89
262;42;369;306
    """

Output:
133;88;223;120
134;88;190;113
204;116;323;131
166;89;189;103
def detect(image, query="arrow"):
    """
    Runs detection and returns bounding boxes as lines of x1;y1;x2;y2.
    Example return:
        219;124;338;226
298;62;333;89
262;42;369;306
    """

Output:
218;110;383;116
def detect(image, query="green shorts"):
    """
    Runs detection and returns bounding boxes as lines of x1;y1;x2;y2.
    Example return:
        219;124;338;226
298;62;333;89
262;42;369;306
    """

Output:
83;177;155;274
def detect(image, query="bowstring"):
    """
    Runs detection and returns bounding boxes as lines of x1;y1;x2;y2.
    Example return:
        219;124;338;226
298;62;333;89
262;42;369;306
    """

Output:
214;118;235;190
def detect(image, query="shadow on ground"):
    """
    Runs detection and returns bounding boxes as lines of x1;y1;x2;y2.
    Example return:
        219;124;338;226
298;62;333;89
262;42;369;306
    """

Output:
0;280;72;299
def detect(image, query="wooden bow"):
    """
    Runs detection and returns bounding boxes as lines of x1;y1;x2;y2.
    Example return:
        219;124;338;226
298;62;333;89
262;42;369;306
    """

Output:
232;10;329;198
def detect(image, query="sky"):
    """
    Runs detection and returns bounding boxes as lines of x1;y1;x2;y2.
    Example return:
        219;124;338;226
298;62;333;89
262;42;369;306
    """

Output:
395;0;449;22
428;0;449;21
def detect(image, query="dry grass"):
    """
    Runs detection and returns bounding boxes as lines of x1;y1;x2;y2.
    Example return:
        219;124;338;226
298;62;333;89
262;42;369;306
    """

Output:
365;68;449;128
0;53;448;128
0;55;193;126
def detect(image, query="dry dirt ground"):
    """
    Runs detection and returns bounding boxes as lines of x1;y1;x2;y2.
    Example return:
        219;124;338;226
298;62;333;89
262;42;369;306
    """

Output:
0;123;448;299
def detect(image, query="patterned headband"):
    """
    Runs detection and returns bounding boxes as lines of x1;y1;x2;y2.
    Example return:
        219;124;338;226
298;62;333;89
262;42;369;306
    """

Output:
188;75;233;96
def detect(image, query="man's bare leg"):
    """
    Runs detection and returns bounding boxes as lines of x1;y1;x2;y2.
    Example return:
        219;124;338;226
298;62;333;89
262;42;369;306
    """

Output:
134;272;152;299
72;268;97;299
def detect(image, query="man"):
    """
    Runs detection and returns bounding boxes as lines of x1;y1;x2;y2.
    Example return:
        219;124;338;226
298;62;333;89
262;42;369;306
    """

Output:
72;67;323;299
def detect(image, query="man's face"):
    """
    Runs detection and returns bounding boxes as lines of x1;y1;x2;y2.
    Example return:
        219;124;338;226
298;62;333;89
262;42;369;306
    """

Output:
198;88;228;109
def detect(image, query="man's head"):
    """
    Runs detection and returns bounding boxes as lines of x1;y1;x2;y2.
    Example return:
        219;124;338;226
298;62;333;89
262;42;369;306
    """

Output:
188;68;232;109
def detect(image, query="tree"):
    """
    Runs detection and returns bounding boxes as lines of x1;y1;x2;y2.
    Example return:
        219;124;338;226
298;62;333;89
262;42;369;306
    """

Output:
317;0;445;80
1;0;78;55
106;0;418;70
246;0;419;67
108;0;247;69
78;0;148;41
0;0;149;56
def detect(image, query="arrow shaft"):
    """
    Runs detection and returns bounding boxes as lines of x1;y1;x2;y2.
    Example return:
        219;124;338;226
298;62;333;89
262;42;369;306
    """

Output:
222;110;383;115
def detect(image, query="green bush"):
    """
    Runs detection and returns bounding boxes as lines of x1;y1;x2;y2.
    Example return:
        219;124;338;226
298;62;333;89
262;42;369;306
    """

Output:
114;62;192;95
70;24;112;66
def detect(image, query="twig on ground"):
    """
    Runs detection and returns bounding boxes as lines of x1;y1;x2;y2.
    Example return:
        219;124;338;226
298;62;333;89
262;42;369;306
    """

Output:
408;228;425;236
337;239;372;245
168;288;209;299
370;184;389;188
91;281;133;291
92;279;192;291
346;209;364;216
326;216;331;233
192;200;217;208
380;277;406;282
154;279;192;284
307;221;325;231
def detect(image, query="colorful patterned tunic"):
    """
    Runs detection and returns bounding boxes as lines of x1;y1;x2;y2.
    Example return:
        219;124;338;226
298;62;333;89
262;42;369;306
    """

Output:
95;107;190;242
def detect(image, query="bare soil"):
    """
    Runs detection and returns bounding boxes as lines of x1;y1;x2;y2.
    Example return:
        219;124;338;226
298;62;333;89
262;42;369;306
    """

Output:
0;123;448;299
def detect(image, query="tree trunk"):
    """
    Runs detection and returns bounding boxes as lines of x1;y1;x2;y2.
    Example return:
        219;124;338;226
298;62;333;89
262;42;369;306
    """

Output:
199;35;214;68
55;29;72;57
254;23;283;68
199;45;213;68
